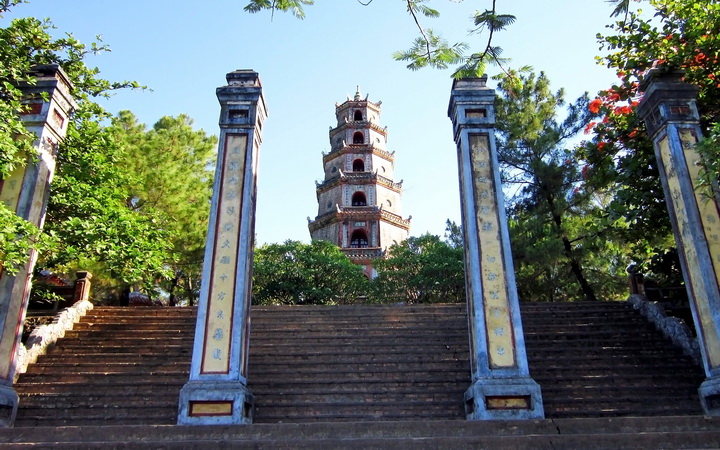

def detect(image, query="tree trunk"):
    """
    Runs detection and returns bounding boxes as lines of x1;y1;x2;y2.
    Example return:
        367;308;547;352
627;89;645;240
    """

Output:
168;272;180;307
548;196;598;302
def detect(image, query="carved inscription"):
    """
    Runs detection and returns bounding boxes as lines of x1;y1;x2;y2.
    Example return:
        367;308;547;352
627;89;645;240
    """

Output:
469;134;516;369
201;134;247;374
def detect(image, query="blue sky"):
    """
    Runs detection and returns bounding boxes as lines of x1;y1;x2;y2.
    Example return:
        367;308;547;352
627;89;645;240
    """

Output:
4;0;622;245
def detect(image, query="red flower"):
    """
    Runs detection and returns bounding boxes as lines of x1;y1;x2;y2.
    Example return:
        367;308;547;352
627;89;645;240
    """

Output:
613;105;633;115
589;98;603;114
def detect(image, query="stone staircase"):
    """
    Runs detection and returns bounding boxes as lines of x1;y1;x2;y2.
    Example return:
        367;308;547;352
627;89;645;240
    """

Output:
4;301;712;446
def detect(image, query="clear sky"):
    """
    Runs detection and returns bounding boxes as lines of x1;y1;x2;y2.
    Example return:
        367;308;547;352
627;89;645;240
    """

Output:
3;0;622;245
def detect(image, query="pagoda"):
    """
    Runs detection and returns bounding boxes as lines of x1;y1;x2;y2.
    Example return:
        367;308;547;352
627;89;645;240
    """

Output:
308;88;410;277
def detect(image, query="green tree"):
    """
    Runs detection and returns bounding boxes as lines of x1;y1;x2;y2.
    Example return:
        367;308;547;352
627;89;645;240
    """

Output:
252;240;369;305
495;69;621;302
40;109;173;297
370;221;465;304
0;2;175;297
108;111;217;306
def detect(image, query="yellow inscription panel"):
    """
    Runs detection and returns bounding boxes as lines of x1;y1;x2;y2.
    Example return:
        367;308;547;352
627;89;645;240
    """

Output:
201;134;248;374
659;135;720;368
469;134;516;369
189;401;233;416
486;396;531;410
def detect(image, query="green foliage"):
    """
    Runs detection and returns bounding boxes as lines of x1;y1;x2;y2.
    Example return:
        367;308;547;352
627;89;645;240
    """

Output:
252;240;369;305
241;0;514;78
590;0;720;274
495;69;628;301
392;30;467;71
41;107;173;289
243;0;314;19
393;2;517;78
370;221;465;304
108;111;217;305
0;5;142;275
0;203;51;275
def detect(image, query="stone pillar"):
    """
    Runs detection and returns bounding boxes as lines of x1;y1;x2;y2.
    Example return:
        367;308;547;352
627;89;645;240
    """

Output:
636;69;720;415
72;271;92;304
0;64;76;427
448;76;544;420
178;70;267;425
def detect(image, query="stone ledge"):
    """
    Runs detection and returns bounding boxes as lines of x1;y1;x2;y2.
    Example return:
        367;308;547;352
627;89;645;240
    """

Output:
627;294;700;365
15;299;93;380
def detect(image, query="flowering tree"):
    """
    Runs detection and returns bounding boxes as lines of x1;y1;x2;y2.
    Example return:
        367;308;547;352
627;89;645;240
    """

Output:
578;0;720;272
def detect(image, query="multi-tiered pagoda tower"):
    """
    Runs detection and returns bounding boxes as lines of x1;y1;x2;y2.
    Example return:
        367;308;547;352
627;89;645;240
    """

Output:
308;89;410;277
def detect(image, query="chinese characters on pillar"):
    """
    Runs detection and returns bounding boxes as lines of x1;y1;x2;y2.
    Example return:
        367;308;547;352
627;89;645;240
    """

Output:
469;134;516;369
200;134;247;374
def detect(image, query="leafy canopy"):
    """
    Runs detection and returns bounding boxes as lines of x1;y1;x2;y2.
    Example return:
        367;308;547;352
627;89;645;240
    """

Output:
253;240;370;305
370;221;465;304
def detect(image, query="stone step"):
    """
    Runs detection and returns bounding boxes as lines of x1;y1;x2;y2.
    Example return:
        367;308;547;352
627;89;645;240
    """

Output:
36;354;469;368
18;394;180;409
24;364;190;376
17;372;188;384
5;428;720;449
25;359;466;375
12;407;178;426
15;382;185;395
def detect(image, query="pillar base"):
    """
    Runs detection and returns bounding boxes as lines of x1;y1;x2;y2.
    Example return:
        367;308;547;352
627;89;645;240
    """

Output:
699;376;720;416
0;384;18;427
464;377;544;420
177;381;254;425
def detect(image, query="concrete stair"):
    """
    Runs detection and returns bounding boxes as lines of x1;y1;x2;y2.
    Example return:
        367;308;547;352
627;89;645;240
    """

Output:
11;301;707;429
1;417;720;448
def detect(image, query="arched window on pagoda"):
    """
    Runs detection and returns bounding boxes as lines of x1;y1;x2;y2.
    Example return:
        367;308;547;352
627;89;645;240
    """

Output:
351;191;367;206
352;159;365;172
350;230;369;248
353;131;364;144
354;110;363;121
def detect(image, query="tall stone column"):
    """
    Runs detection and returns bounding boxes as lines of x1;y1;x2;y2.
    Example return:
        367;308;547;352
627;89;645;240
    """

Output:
178;70;267;425
448;76;544;420
0;64;76;427
636;69;720;415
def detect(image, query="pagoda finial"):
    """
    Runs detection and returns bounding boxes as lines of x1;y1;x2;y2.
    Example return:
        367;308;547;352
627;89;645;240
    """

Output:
354;85;361;101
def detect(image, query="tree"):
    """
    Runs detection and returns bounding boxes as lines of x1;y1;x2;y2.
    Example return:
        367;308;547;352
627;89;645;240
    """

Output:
40;109;173;297
252;240;369;305
370;221;465;304
494;69;624;302
243;0;516;77
0;3;177;298
585;0;720;274
108;111;217;306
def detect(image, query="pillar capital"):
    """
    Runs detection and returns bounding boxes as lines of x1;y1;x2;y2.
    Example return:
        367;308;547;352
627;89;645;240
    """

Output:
636;69;700;137
448;76;495;140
